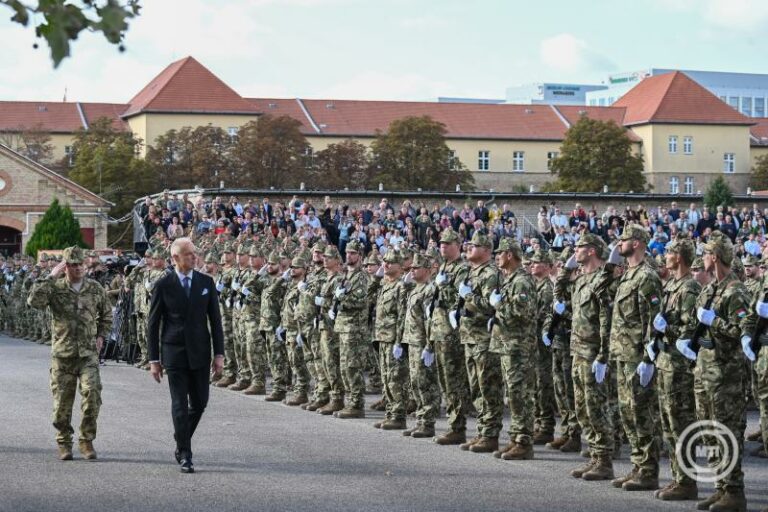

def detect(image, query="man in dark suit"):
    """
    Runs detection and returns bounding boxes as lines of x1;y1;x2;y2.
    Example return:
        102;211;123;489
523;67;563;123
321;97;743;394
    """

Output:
147;237;224;474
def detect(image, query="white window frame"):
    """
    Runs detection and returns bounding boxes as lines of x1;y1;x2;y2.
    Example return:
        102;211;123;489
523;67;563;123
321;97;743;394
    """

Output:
546;151;558;170
64;145;74;167
723;153;735;173
683;136;692;155
448;150;457;170
512;151;525;172
669;176;679;194
684;177;694;195
303;146;314;169
228;126;239;144
478;150;490;171
668;135;678;154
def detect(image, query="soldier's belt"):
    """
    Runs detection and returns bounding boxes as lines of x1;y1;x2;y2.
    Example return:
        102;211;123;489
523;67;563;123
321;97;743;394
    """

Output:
698;339;714;350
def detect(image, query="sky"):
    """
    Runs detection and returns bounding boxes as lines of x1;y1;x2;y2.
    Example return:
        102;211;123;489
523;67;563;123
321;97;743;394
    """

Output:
0;0;767;104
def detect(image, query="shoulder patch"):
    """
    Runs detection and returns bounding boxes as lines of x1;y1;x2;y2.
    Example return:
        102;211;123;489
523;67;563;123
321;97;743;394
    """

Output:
649;295;660;305
736;308;747;319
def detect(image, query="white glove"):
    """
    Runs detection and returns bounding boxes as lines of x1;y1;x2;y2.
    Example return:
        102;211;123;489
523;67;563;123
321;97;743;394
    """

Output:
232;281;241;291
448;310;459;330
756;300;768;319
258;264;268;276
489;289;502;308
676;339;697;361
328;309;336;320
216;281;224;293
542;331;552;347
242;286;250;296
608;244;623;265
275;326;285;342
645;340;657;362
424;304;432;320
314;296;325;306
225;299;232;308
653;313;667;333
281;269;291;282
375;266;385;278
421;348;435;367
487;317;494;332
402;271;414;285
565;255;578;270
298;280;308;292
458;281;472;298
697;307;716;326
144;279;151;291
435;272;448;286
741;335;756;362
591;360;607;384
392;344;403;360
334;286;346;299
296;333;304;347
553;301;566;315
636;361;655;387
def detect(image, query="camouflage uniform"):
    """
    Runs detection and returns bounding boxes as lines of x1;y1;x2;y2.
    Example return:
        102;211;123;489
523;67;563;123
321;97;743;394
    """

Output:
281;256;311;400
217;246;238;382
533;255;556;440
230;246;252;387
28;247;112;448
241;247;267;391
297;243;330;407
318;246;345;405
260;252;289;397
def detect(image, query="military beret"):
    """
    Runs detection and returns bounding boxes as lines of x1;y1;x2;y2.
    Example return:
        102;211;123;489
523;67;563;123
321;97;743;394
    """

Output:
703;231;734;266
383;250;403;265
439;229;461;244
619;224;650;244
62;246;85;264
468;231;492;249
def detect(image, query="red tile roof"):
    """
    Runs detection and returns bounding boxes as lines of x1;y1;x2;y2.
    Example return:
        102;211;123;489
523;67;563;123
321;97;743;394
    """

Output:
613;71;753;126
123;56;261;118
0;101;83;133
246;98;315;134
751;118;768;146
551;105;641;142
80;103;129;131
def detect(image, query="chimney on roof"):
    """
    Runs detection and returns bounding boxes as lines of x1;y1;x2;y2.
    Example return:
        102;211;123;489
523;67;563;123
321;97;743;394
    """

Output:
37;105;48;112
268;103;277;109
326;102;335;109
524;108;533;114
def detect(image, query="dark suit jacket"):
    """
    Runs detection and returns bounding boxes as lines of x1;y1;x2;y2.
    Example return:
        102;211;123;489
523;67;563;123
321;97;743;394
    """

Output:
147;269;225;370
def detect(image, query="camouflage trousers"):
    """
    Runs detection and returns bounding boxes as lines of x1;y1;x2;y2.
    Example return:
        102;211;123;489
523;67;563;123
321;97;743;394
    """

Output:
616;360;660;478
232;307;250;383
244;318;267;388
501;348;535;445
408;345;441;427
381;341;409;421
552;344;580;438
299;326;318;386
657;367;697;485
694;357;746;491
136;313;148;363
286;329;311;395
50;355;102;446
465;344;503;438
338;331;367;409
221;307;237;379
572;355;614;457
366;341;382;391
435;337;469;434
306;324;330;402
264;330;289;395
320;329;344;401
756;348;768;453
534;342;556;435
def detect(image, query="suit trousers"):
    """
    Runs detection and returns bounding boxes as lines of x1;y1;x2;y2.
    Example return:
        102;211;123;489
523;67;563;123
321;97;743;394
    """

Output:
167;366;210;458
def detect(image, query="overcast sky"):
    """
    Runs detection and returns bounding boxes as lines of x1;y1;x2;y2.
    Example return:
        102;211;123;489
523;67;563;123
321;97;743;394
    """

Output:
1;0;767;104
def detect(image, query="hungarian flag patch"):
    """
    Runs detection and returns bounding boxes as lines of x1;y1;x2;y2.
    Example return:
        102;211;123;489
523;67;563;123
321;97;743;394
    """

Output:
736;308;747;318
650;295;660;305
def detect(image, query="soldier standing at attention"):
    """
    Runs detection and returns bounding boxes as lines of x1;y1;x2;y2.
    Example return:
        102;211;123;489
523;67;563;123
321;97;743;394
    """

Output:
240;246;268;395
260;251;290;402
227;245;252;391
214;245;238;388
610;225;663;492
316;246;346;415
280;256;312;406
530;249;556;446
28;246;112;461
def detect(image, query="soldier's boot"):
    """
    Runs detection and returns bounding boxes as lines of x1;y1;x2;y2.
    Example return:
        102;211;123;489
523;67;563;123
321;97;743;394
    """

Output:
333;407;364;419
242;383;266;396
369;398;387;411
215;376;236;388
750;446;767;458
570;459;597;479
58;444;73;461
546;435;570;450
697;490;725;510
559;435;582;453
581;455;614;481
264;391;286;402
622;473;659;491
409;425;435;438
493;442;516;459
380;419;407;430
612;467;638;488
228;380;250;391
613;438;622;459
317;399;345;415
434;431;467;445
459;436;482;451
78;441;97;460
580;448;591;458
406;400;417;415
532;431;554;445
708;489;747;512
746;430;762;442
304;398;329;411
501;443;534;461
656;482;698;501
469;436;499;453
285;393;309;406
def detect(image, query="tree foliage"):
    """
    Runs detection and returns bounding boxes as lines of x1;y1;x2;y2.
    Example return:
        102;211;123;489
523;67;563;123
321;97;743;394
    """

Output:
549;117;647;192
25;198;85;256
1;0;141;67
370;116;474;191
0;124;54;165
704;176;734;210
309;139;373;190
750;153;768;191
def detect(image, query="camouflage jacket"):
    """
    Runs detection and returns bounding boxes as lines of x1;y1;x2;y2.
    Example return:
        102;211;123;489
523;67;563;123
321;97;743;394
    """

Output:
430;258;469;343
231;266;251;312
655;273;700;373
241;269;266;318
334;267;369;335
318;271;344;332
28;276;112;358
402;281;435;349
375;278;407;344
217;266;237;311
745;277;762;300
459;259;500;347
296;266;326;327
280;281;301;331
259;274;286;331
610;262;663;364
490;267;538;355
535;277;554;339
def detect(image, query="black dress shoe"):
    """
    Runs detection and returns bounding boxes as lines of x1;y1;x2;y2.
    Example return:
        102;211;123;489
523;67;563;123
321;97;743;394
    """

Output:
180;458;194;474
174;449;181;465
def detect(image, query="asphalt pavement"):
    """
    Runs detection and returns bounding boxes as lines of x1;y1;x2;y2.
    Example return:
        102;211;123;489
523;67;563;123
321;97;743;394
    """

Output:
0;334;766;512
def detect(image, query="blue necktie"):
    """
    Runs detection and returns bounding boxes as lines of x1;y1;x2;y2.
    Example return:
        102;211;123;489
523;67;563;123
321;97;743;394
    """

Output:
183;276;191;298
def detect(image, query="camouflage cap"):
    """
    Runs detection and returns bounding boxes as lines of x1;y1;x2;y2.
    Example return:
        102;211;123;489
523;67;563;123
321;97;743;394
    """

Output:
323;245;341;260
55;254;63;262
468;231;492;249
742;253;761;267
290;256;308;268
493;237;523;258
691;257;704;270
383;250;403;265
529;249;553;265
400;247;413;261
236;244;249;255
222;242;234;254
204;253;218;264
86;250;98;258
732;256;744;275
619;224;650;244
575;233;607;255
345;239;362;253
312;240;328;253
267;250;281;265
559;245;574;263
667;236;696;266
39;253;49;262
62;246;85;264
364;252;380;266
248;245;263;258
439;229;461;244
411;252;432;269
703;231;734;265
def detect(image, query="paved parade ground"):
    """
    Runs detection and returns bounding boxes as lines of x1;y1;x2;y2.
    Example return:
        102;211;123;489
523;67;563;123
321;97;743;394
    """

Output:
1;334;766;512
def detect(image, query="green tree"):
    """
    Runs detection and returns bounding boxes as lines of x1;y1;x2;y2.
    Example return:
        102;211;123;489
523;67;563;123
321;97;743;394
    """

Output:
231;116;308;188
704;176;734;210
25;198;85;256
0;123;54;165
2;0;141;67
750;153;768;191
309;139;372;190
550;117;647;192
370;116;474;191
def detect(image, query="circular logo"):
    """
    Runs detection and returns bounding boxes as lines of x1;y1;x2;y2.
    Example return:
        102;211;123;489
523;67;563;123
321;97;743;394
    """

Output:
676;420;739;484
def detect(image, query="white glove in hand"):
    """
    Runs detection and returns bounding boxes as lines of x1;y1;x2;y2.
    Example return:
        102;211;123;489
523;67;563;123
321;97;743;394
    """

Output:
421;348;435;367
636;361;655;387
242;286;250;297
328;309;336;321
487;317;494;332
741;335;756;362
565;255;578;270
458;281;472;298
697;307;716;326
435;272;448;286
653;313;667;333
608;244;623;265
375;266;385;278
645;340;657;362
232;281;241;291
314;296;325;307
275;326;285;342
756;300;768;319
258;264;268;276
591;360;607;384
334;287;346;299
298;281;308;292
676;339;697;361
281;269;291;281
489;290;502;308
542;331;552;347
296;333;304;347
402;271;414;285
448;310;459;330
216;282;224;293
424;304;431;320
392;344;403;360
554;301;566;315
